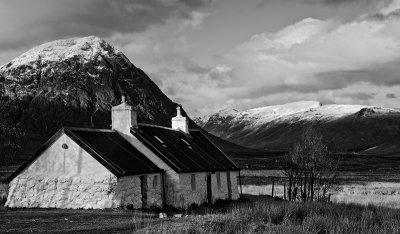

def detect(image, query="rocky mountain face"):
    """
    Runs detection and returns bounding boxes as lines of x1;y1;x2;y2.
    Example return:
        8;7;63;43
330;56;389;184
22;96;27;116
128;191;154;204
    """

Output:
195;101;400;158
0;36;190;165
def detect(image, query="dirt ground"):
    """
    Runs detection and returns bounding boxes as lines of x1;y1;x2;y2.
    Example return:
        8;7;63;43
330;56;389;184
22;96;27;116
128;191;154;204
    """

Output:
0;196;258;233
0;208;162;233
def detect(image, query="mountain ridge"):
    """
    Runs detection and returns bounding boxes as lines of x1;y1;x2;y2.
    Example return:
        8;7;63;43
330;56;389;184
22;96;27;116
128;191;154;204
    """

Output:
195;101;400;153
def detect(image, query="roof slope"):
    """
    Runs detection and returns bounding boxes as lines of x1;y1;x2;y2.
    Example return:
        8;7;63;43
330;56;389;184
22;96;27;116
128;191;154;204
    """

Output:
8;128;162;181
131;124;239;173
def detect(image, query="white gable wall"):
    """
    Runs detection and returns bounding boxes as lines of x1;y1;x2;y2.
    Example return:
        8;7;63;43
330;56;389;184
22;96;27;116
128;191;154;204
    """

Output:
6;133;163;209
6;133;117;209
22;134;113;177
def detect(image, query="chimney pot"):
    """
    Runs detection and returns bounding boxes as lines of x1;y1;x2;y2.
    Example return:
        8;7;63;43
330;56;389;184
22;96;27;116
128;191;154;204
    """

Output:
176;106;182;117
172;105;189;134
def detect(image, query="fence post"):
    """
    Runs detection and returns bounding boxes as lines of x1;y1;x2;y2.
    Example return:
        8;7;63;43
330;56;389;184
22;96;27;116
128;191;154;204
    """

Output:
272;181;275;197
284;183;286;200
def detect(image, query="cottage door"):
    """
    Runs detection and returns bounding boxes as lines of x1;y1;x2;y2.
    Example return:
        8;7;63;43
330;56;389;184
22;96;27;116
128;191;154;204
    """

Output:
207;173;212;204
227;172;232;200
140;176;148;209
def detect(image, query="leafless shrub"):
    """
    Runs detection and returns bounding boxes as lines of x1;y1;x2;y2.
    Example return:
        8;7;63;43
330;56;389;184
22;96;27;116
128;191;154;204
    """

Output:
284;128;340;202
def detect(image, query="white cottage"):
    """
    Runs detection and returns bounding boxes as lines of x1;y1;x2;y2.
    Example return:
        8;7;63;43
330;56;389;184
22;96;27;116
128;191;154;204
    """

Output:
6;97;241;209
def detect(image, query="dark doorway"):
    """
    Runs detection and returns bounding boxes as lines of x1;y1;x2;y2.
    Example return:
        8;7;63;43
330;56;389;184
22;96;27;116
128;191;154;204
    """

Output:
207;173;212;204
140;175;148;209
227;172;232;200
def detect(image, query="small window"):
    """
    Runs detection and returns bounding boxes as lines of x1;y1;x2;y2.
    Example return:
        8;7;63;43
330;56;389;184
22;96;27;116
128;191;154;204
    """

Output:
153;175;158;189
191;174;196;191
217;172;221;189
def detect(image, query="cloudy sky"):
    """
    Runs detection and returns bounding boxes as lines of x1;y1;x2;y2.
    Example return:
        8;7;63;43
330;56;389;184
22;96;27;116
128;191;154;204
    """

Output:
1;0;400;116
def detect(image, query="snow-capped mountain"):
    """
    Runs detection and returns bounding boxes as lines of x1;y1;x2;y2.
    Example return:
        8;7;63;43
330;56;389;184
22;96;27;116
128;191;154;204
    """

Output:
0;36;196;165
196;101;321;128
0;36;182;128
195;102;400;154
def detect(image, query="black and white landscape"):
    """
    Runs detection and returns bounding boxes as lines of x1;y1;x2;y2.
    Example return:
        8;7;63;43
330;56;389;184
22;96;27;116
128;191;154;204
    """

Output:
2;0;400;233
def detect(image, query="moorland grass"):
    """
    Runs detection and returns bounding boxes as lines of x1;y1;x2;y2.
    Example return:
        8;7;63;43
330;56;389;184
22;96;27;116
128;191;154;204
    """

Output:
140;197;400;233
2;196;400;233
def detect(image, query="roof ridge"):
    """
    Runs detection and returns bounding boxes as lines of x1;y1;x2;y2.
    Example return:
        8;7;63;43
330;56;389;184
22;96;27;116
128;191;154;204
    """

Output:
64;127;115;132
137;123;180;132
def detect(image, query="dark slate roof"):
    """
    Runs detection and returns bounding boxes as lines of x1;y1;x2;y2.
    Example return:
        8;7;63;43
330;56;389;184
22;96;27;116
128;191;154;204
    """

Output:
8;128;162;181
131;124;239;173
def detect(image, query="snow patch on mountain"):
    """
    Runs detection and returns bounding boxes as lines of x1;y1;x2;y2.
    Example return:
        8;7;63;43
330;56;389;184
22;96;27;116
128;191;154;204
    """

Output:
0;36;129;70
280;104;367;122
237;101;321;126
278;104;400;123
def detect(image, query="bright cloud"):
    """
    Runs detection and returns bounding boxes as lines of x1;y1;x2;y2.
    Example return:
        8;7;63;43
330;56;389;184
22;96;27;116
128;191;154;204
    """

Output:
186;0;400;115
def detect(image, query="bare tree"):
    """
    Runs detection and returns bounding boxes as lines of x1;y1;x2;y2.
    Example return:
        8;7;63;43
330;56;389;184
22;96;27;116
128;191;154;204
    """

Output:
283;128;339;202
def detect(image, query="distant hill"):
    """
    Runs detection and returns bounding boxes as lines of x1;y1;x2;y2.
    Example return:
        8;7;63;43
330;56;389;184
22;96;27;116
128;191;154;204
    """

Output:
195;101;400;171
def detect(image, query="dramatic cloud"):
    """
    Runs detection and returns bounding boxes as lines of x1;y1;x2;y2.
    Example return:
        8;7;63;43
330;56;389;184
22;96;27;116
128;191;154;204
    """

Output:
0;0;210;49
184;0;400;114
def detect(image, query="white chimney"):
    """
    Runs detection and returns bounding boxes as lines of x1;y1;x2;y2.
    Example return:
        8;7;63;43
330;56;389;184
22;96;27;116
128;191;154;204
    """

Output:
172;105;189;134
111;95;137;134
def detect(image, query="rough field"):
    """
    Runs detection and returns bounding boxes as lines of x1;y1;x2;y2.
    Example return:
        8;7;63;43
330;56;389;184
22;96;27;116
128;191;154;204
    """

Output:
240;170;400;208
2;196;400;233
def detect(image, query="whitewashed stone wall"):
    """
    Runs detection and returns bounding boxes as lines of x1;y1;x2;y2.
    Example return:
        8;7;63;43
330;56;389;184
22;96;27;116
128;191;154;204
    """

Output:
114;175;142;209
6;133;164;209
175;171;240;208
119;132;180;206
210;171;240;202
211;172;228;201
230;171;240;200
144;174;163;208
7;174;118;209
177;172;208;208
7;173;164;209
115;174;163;209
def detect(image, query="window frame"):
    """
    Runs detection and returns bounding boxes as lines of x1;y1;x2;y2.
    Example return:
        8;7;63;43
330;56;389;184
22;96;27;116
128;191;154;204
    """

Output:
191;174;196;191
153;175;158;189
216;172;221;189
